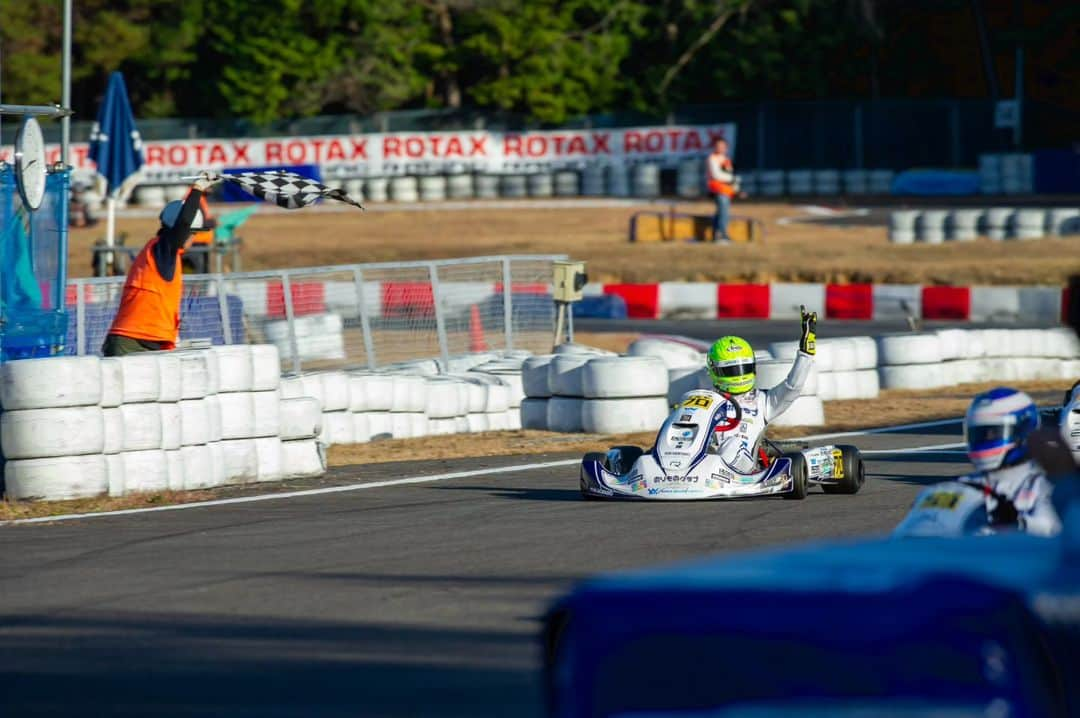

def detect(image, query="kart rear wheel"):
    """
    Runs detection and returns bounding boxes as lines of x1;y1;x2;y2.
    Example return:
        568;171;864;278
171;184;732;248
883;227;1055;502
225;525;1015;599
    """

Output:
581;452;608;500
822;444;865;495
607;445;644;474
781;452;808;500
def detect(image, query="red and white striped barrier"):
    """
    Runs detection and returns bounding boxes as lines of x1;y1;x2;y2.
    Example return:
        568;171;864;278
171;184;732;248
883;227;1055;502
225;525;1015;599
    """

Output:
590;282;1071;323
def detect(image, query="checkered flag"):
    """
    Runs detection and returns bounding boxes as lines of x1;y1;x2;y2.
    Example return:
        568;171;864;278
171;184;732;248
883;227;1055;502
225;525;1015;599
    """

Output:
214;171;364;210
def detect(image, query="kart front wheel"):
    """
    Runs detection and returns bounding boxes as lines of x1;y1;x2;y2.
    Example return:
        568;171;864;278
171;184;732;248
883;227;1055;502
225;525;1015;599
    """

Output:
606;445;644;474
781;452;808;500
581;452;608;500
822;445;865;495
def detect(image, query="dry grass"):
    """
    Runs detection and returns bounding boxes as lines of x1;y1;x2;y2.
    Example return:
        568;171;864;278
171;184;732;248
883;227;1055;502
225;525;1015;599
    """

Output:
0;489;217;522
68;200;1079;285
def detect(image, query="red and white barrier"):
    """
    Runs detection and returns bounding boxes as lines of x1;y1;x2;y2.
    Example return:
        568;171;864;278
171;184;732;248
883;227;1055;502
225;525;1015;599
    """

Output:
594;282;1071;323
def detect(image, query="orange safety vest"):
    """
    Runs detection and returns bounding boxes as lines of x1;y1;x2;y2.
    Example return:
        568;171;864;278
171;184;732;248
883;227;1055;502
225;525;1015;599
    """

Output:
108;236;183;348
707;156;736;197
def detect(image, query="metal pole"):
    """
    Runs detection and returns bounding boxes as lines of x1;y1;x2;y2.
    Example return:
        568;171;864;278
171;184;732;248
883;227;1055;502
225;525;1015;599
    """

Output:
501;257;514;351
215;275;234;344
353;267;377;368
280;272;302;374
75;280;86;355
61;0;72;165
429;263;451;366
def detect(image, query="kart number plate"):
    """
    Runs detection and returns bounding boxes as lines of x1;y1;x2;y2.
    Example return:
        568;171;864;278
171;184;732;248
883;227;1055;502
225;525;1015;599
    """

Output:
920;491;961;510
682;395;713;410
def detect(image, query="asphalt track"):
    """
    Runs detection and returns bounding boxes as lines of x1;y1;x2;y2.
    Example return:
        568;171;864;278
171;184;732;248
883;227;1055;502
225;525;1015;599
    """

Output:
1;420;968;717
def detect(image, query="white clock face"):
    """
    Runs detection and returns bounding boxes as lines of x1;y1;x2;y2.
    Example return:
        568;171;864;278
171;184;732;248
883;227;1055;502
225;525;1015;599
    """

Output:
15;116;47;211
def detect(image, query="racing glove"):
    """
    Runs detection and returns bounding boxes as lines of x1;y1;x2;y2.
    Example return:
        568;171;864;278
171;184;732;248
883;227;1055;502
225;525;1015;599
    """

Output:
799;304;817;355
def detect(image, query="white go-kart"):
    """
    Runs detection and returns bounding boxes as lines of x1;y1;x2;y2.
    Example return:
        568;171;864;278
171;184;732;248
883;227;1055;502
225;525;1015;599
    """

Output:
579;388;865;500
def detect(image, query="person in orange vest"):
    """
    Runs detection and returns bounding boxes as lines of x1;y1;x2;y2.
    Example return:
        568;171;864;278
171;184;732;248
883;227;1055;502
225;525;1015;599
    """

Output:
706;137;736;243
102;173;216;356
182;191;217;274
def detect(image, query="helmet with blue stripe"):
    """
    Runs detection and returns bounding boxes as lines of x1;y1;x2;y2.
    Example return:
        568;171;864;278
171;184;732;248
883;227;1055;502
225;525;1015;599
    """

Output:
963;387;1039;472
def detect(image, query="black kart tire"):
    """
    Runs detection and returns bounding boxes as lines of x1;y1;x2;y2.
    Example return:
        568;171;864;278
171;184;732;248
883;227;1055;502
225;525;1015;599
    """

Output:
781;452;808;500
822;444;865;495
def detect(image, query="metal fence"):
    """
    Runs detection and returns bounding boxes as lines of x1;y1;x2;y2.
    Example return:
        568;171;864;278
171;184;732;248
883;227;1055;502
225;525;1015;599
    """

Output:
65;255;564;372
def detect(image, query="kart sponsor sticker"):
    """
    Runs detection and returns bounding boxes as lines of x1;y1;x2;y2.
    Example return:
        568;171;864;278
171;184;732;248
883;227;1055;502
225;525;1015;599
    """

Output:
831;448;844;478
629;478;647;492
653;475;699;484
920;491;961;510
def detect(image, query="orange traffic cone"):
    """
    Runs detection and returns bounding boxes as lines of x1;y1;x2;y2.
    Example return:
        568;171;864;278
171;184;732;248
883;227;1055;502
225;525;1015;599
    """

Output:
469;304;488;351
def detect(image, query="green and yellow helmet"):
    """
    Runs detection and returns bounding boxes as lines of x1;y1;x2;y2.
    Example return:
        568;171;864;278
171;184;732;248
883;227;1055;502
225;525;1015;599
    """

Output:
706;336;756;394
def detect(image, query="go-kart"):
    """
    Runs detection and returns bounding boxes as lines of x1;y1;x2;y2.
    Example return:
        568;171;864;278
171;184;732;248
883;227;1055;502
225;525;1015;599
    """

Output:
580;388;865;500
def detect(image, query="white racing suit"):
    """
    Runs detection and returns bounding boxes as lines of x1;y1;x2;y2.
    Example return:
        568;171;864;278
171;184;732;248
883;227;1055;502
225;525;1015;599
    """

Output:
957;460;1061;537
712;351;812;474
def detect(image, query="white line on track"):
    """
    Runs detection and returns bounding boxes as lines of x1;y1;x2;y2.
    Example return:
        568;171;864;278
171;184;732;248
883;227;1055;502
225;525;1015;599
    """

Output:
3;459;579;525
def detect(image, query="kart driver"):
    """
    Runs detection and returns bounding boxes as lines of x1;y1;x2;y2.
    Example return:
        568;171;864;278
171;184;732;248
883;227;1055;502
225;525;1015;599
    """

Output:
957;387;1061;537
705;306;816;474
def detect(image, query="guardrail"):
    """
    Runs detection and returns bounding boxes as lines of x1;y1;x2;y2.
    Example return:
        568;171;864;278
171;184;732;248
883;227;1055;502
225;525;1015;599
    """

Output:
65;254;565;372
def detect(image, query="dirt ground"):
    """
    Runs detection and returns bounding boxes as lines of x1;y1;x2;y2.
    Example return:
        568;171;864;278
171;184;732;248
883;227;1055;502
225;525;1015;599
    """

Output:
67;199;1079;285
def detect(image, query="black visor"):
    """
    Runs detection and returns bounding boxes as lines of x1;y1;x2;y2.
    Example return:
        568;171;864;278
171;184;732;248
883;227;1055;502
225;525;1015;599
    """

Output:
710;360;755;377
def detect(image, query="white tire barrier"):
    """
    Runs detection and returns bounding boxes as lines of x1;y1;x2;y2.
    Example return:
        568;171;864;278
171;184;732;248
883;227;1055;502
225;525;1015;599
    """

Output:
842;169;869;195
869;170;895;194
757;170;784;197
467;373;511;412
166;449;184;490
367;412;392;441
1014;208;1046;240
548;354;591;397
251;390;282;437
889;210;918;244
876;333;943;365
554;170;579;196
157;353;182;403
608;163;630;196
251;345;281;390
581;396;669;434
816;372;836;401
0;355;102;410
174;351;210;399
547;396;584;433
207;441;227;487
1;407;106;459
322;411;354;445
813;169;840;195
352;412;371;442
855;369;880;399
755;360;819;398
317;371;351;412
878;363;947;390
103;407;124;454
503;407;521;430
849;336;878;369
553;342;615;356
160;402;182;450
447;173;474;199
474;174;499;199
424;379;463;419
985;207;1013;240
528;172;554;197
816;338;857;373
419;175;447;201
390;176;419;202
204;394;223;442
181;445;214;490
581;356;668;399
280;397;322;440
829;370;861;400
769;395;826;427
520;398;548;430
522;355;555;398
212;345;254;393
179;399;210;446
627;337;704;369
349;373;393;412
1048;208;1080;236
254;436;284;482
787;169;813;195
120;403;163;451
123;449;169;493
4;454;109;500
119;354;160;403
106;453;125;496
477;368;524;408
100;357;124;407
217;392;255;440
668;366;708;405
917;210;948;244
948;209;981;241
391;374;427;413
582;165;606;196
222;438;258;483
365;177;389;203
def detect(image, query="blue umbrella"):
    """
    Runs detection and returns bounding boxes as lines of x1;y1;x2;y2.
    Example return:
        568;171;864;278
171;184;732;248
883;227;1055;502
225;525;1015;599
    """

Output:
88;72;144;196
87;72;144;254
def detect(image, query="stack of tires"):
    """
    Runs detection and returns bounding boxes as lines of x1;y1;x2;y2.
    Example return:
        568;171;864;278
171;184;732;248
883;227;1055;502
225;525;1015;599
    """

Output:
753;356;824;427
263;313;346;363
626;336;708;406
875;333;948;390
520;345;669;434
769;338;879;403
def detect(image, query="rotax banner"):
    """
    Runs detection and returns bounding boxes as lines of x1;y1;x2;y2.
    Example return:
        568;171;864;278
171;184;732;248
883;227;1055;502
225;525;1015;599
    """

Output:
3;123;734;183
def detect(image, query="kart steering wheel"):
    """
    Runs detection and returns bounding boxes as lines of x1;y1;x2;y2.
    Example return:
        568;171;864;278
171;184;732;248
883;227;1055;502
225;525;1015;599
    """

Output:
713;393;743;433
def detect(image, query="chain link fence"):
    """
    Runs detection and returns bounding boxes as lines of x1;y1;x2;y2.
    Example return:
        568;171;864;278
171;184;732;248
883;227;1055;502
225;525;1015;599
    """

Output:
65;255;563;371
